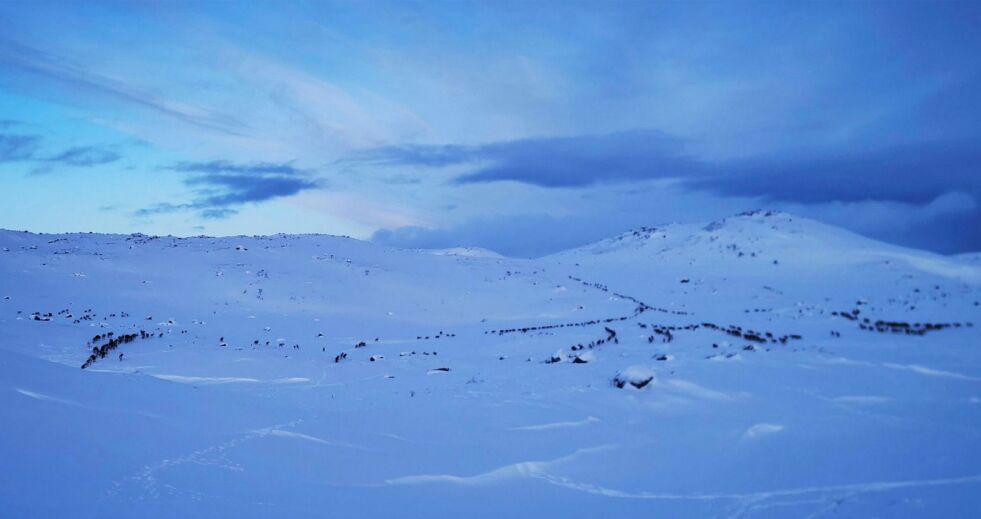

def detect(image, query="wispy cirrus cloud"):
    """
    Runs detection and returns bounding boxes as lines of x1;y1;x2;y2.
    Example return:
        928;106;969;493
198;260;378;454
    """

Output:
0;39;250;137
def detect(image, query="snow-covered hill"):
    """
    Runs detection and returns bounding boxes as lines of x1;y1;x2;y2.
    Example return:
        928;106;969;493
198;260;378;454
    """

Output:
2;212;979;518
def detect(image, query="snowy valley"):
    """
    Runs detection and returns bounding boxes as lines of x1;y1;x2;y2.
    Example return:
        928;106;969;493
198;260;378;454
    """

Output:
2;211;979;518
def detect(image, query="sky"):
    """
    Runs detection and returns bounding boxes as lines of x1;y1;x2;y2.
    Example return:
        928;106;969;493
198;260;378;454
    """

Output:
0;0;979;257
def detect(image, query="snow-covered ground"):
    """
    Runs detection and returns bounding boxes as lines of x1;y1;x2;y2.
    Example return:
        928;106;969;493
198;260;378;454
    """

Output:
2;211;979;518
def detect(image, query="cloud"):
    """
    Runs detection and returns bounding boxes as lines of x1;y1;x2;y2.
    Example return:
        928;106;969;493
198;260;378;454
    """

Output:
1;133;121;170
170;160;309;176
455;131;700;187
354;128;981;255
783;193;981;254
43;145;120;167
698;140;981;205
0;39;249;136
350;143;479;168
742;423;785;441
3;3;979;253
352;130;701;187
185;173;318;207
0;133;40;162
199;207;239;219
133;202;190;217
137;160;320;219
352;132;981;208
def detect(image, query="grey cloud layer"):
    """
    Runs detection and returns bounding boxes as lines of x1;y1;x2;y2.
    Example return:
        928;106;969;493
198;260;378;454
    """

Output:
353;131;981;206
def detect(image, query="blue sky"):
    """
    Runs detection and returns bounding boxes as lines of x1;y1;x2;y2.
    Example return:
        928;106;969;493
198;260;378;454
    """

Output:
1;1;979;255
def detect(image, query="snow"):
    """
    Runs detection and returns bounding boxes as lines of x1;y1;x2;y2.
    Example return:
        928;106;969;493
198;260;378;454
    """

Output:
1;212;980;517
613;365;656;389
426;246;504;258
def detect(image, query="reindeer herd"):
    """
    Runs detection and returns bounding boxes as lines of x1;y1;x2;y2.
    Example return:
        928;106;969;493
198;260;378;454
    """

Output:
13;270;974;393
832;308;973;336
81;329;160;369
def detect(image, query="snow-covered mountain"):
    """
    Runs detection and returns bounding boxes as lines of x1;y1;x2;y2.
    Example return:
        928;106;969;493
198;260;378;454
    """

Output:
2;211;979;518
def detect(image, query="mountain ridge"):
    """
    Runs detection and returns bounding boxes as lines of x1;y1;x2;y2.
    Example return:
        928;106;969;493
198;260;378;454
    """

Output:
4;210;978;261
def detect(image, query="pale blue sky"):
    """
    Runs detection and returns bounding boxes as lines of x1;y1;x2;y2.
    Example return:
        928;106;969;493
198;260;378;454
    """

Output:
1;1;979;254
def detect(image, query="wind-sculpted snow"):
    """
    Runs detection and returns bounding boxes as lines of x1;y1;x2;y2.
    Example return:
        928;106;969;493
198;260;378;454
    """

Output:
1;212;980;517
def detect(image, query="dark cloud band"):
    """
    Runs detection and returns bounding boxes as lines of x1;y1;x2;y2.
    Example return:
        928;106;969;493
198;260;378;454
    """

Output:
137;160;319;219
350;132;981;207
